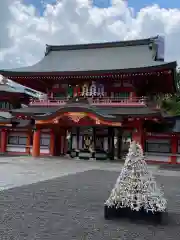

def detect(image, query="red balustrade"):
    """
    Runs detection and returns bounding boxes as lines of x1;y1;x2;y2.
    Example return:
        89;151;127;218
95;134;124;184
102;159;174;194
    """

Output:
90;97;147;106
29;96;150;107
29;99;67;106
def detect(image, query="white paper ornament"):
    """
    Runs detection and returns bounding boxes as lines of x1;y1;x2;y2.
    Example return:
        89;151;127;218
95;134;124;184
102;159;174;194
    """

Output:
105;141;167;213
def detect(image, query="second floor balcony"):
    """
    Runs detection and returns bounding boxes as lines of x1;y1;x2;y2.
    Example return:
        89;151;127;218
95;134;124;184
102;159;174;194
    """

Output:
29;96;159;108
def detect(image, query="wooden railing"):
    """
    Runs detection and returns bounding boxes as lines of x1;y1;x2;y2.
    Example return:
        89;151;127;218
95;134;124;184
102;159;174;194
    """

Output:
89;97;147;106
29;98;67;106
29;96;154;107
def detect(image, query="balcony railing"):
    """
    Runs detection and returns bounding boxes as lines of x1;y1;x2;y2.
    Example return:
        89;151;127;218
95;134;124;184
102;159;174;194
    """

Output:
89;97;147;106
29;96;156;107
30;98;67;106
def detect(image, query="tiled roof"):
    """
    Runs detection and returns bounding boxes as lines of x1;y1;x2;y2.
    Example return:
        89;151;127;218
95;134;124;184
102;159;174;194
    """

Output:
14;119;33;128
0;37;176;74
11;104;161;120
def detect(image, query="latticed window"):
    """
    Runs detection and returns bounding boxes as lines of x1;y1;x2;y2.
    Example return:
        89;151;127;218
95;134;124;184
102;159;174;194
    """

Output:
53;92;65;99
40;134;50;147
8;136;27;145
145;139;171;153
0;101;12;109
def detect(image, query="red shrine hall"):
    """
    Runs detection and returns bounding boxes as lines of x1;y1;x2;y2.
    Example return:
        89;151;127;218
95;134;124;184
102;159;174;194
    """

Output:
0;36;179;163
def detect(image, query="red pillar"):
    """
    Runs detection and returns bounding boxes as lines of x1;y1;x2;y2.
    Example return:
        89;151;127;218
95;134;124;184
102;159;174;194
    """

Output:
32;129;40;157
1;129;7;153
170;135;177;164
49;130;55;156
63;129;68;154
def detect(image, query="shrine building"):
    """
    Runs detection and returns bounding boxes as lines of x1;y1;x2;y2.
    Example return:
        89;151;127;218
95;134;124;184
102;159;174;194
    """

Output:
0;36;179;164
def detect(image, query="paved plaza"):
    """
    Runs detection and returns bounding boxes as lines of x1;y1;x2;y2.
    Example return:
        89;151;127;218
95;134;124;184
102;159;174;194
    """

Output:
0;156;180;239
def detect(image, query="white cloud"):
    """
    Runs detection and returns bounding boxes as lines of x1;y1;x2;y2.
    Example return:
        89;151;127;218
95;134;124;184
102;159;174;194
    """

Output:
0;0;180;69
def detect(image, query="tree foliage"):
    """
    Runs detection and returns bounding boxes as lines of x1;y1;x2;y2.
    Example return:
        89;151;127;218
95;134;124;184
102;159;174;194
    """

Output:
160;68;180;115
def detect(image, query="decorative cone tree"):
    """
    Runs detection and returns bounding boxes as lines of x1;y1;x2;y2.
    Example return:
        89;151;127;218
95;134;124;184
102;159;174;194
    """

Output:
104;141;167;222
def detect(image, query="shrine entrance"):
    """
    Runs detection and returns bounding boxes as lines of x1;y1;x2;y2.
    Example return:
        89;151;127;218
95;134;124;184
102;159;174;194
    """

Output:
68;126;110;160
34;109;123;160
65;126;128;161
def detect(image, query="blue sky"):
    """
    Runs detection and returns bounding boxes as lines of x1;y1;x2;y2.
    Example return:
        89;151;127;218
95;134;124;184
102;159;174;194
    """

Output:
0;0;179;69
128;0;180;12
23;0;180;13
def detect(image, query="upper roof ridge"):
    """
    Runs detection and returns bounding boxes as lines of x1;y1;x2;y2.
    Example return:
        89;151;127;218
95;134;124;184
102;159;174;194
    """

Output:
45;37;158;56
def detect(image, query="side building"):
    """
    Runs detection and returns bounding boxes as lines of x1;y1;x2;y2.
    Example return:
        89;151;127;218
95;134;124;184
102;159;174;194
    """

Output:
0;36;179;163
0;78;31;155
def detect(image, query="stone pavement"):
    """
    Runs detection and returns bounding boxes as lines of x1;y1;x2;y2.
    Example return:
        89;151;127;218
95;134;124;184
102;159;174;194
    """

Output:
0;170;180;240
0;156;179;190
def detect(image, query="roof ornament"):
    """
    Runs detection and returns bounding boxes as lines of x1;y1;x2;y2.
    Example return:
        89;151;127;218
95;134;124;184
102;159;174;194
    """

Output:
45;44;51;56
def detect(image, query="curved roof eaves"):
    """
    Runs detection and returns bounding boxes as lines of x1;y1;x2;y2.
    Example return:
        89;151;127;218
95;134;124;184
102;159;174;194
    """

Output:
34;106;118;121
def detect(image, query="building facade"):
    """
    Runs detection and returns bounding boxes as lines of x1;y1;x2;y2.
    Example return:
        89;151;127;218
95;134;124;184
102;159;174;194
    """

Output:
0;36;179;164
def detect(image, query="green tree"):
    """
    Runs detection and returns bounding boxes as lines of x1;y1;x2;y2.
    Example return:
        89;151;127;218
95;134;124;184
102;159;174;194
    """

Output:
176;67;180;90
160;68;180;115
